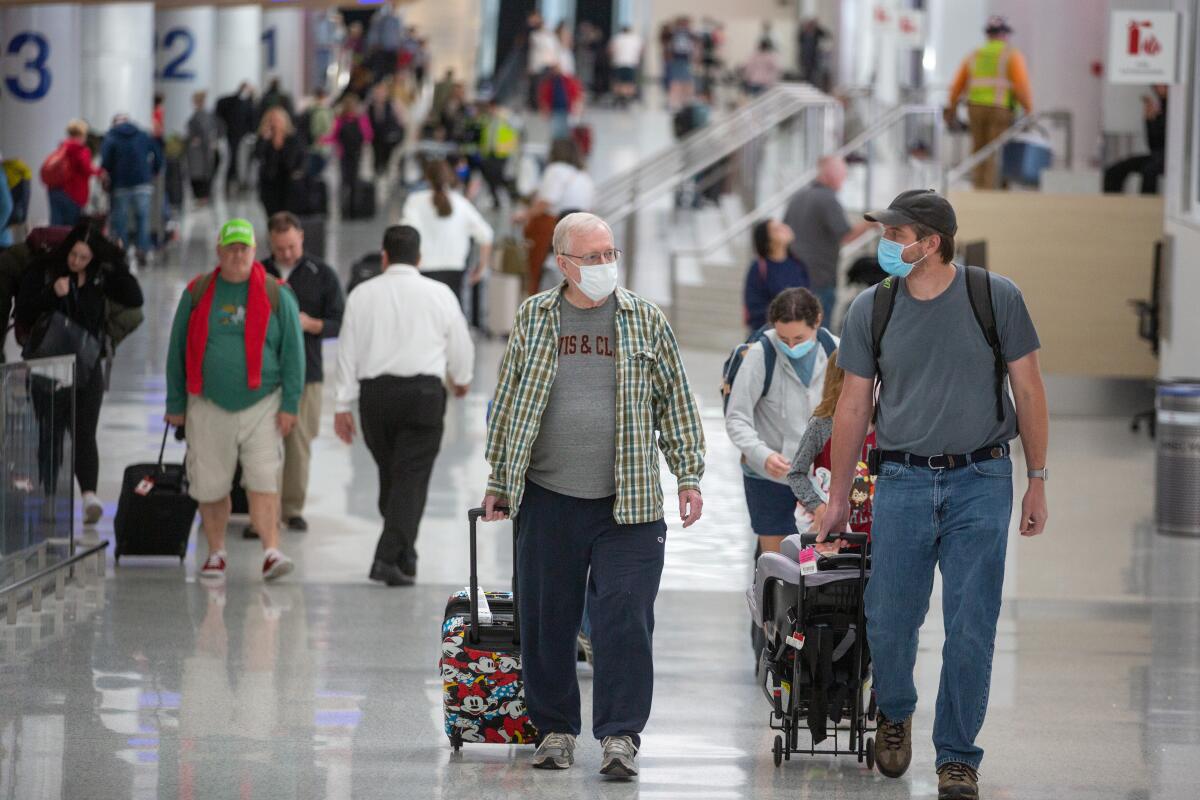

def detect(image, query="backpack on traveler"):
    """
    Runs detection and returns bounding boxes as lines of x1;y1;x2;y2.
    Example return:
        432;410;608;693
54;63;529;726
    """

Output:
40;145;71;189
870;265;1006;422
3;159;32;228
720;325;836;415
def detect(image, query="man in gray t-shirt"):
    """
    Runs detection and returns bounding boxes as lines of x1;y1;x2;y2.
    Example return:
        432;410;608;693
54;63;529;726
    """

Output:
527;295;618;497
817;190;1049;800
783;156;874;320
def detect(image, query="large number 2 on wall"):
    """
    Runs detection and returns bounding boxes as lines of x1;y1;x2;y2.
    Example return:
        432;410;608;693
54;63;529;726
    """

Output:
4;32;53;101
161;27;195;81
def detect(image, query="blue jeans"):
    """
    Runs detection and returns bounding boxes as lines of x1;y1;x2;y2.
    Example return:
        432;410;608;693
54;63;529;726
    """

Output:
812;286;837;328
110;185;152;255
48;189;81;226
550;111;570;142
864;456;1013;770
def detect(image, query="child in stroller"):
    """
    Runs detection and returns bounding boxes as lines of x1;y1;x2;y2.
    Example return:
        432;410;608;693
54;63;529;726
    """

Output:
746;531;876;768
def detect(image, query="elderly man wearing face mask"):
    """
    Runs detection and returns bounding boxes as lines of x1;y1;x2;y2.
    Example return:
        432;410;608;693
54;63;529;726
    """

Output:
480;212;706;778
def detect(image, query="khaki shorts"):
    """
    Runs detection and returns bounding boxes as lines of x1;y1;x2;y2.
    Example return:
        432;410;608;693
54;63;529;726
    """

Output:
185;391;283;503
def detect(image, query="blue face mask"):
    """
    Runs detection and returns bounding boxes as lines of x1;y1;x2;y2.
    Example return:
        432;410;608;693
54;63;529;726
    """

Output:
877;237;928;278
778;338;817;360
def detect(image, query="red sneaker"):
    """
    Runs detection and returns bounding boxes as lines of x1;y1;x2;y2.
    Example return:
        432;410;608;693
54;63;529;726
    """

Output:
200;552;227;580
262;549;294;582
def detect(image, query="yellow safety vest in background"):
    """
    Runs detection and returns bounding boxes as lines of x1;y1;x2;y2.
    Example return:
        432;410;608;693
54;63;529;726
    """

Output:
967;40;1013;108
481;118;518;159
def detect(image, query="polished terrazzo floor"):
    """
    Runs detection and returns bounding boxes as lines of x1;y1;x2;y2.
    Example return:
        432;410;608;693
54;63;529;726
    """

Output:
3;109;1199;800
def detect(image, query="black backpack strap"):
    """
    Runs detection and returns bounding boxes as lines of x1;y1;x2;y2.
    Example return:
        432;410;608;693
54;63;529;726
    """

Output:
869;277;900;423
965;265;1006;423
759;337;776;401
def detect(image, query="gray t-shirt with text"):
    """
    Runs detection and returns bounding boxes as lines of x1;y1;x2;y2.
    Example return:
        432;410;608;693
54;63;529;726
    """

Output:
838;265;1041;455
527;295;618;499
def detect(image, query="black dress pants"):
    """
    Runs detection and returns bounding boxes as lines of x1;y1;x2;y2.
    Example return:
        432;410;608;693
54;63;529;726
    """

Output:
359;375;446;574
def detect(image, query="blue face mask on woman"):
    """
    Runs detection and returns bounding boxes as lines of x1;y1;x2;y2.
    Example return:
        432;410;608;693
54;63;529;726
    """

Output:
877;236;928;278
778;338;817;360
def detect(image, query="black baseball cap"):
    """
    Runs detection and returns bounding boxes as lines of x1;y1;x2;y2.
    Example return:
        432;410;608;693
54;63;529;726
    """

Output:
864;189;958;238
985;15;1013;35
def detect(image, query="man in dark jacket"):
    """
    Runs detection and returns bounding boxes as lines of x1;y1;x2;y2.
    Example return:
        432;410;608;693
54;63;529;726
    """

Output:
261;212;344;533
215;82;256;194
100;115;163;264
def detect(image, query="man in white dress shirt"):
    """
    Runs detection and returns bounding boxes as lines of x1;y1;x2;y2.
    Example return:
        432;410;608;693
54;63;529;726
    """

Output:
333;225;475;586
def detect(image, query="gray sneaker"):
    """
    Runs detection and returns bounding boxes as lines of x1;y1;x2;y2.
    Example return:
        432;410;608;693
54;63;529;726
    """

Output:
600;735;639;778
531;732;576;770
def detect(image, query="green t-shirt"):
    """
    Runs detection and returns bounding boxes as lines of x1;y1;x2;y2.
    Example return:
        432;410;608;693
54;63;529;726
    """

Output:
166;276;305;415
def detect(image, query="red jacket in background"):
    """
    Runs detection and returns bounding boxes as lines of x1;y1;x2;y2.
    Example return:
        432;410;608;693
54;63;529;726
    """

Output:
59;139;102;208
538;73;582;114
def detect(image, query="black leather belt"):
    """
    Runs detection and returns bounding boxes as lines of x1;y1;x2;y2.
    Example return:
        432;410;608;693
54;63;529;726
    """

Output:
870;443;1010;473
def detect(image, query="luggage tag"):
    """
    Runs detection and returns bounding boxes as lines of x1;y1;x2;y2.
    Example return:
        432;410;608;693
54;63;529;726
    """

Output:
797;546;817;576
134;475;156;496
476;587;493;625
786;633;806;651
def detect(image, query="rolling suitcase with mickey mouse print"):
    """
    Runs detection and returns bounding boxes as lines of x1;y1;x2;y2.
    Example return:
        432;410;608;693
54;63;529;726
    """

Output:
441;508;538;750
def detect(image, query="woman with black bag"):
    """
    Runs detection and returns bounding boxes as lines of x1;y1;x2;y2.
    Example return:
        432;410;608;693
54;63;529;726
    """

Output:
15;221;143;524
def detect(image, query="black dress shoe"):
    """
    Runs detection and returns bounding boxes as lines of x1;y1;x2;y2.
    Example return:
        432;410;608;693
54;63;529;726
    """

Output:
243;525;260;540
286;516;309;532
369;560;414;586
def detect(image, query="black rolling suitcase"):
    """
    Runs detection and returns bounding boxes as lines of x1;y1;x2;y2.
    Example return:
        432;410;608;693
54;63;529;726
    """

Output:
113;425;197;563
440;508;538;749
343;178;376;219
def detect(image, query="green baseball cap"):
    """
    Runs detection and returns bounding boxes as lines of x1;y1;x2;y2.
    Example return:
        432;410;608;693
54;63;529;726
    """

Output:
219;218;256;247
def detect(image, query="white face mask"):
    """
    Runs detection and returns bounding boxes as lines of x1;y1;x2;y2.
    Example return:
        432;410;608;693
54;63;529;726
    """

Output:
573;258;620;302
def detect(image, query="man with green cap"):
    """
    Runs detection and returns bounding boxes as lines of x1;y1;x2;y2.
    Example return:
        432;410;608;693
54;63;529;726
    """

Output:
165;218;306;582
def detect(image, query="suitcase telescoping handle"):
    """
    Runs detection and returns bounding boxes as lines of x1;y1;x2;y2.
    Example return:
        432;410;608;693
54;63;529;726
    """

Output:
467;507;520;646
157;423;172;470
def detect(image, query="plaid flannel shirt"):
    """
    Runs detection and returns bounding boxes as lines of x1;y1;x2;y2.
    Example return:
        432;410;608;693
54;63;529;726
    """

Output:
485;285;706;524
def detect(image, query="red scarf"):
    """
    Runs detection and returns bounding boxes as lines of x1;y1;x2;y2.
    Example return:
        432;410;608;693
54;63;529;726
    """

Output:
185;262;273;395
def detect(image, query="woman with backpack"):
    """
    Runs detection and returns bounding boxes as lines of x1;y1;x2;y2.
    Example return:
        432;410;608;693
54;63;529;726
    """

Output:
14;221;143;525
43;120;103;226
744;218;809;333
254;108;306;217
322;94;375;212
724;287;836;554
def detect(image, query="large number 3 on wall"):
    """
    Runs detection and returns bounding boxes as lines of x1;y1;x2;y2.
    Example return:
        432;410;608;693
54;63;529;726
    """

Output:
160;28;195;81
4;32;52;101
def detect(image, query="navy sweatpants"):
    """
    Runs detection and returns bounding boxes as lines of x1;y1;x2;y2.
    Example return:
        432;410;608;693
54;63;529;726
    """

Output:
517;480;667;742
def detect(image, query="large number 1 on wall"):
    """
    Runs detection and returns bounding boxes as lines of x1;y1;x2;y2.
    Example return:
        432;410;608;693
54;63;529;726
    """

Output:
4;32;52;101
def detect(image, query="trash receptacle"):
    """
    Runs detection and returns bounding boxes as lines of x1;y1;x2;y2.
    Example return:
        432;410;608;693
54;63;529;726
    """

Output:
1156;383;1200;537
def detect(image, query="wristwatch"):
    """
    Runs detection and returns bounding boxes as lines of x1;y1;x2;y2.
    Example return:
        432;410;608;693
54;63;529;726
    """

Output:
1027;468;1049;481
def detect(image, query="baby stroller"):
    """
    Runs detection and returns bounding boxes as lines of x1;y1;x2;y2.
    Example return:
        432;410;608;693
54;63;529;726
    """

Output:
746;531;876;768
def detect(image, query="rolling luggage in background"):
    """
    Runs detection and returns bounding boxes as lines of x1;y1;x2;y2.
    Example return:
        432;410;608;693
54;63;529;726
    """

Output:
300;215;328;260
343;178;376;219
230;465;249;515
1001;130;1052;186
113;425;197;563
347;252;383;295
441;508;538;750
486;272;523;337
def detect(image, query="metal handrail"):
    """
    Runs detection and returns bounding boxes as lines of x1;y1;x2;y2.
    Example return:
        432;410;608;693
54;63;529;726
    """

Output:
942;109;1073;191
666;104;942;319
595;83;841;224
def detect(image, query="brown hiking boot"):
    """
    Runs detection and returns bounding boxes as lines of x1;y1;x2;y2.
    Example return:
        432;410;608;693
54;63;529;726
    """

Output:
874;713;913;778
937;762;979;800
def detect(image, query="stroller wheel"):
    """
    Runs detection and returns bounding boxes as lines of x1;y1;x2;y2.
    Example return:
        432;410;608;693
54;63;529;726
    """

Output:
865;737;876;771
773;735;783;768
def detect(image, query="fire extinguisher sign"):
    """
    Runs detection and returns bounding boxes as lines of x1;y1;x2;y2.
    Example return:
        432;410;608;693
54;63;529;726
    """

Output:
1108;11;1181;84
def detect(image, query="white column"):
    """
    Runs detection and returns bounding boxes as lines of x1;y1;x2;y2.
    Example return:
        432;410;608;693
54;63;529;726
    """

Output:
81;3;154;134
262;8;305;100
0;3;82;227
156;5;217;137
214;4;262;98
